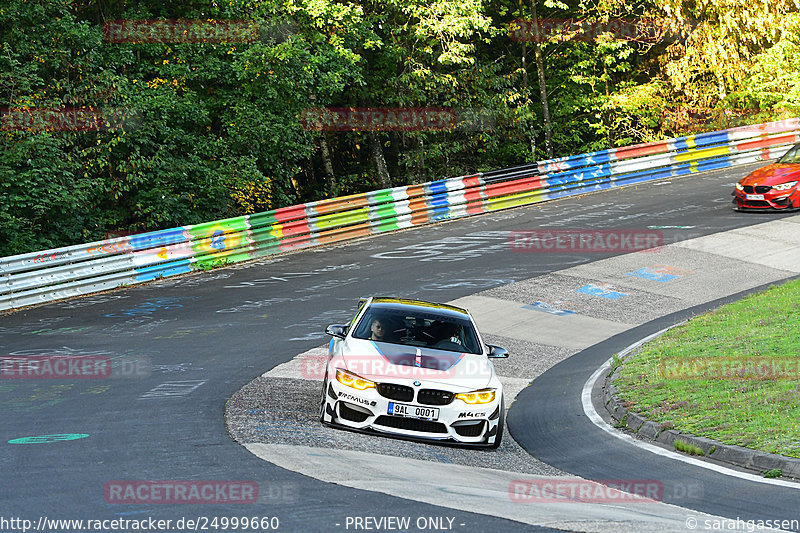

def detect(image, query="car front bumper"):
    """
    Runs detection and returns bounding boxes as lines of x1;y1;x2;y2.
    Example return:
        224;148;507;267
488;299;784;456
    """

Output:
322;379;502;446
734;189;800;210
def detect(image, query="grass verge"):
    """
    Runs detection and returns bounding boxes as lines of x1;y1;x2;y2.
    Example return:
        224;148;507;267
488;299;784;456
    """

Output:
615;278;800;458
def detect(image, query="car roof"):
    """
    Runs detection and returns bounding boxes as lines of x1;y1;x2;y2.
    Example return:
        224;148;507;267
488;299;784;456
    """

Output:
367;297;471;318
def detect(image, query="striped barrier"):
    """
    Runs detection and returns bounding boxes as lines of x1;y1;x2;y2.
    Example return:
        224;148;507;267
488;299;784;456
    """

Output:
2;118;799;311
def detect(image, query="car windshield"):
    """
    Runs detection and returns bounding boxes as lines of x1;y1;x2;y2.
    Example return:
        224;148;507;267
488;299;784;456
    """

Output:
778;143;800;164
352;305;482;354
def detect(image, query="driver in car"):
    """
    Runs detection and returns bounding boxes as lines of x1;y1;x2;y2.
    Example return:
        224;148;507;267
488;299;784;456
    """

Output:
369;318;386;341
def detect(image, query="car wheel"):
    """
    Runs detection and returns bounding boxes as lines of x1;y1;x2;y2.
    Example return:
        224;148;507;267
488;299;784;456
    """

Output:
488;397;504;449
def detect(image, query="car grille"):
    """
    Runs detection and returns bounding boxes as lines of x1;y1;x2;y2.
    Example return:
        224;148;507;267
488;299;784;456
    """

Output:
374;415;448;434
417;389;454;405
744;200;770;207
339;403;370;423
377;383;414;402
453;421;486;437
743;185;772;194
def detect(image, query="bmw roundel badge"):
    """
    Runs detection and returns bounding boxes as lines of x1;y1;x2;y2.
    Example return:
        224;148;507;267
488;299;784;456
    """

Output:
413;380;421;387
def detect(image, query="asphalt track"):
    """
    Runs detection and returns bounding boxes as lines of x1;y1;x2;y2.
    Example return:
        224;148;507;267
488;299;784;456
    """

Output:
509;289;800;531
1;162;798;532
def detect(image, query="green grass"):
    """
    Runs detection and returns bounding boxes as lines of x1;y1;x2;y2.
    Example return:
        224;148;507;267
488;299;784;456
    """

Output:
616;279;800;458
674;439;705;456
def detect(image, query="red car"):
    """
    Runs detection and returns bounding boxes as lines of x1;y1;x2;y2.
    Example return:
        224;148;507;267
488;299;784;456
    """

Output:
734;143;800;210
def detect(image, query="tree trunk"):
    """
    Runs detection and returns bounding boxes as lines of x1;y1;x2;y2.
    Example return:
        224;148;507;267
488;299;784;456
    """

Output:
519;0;536;158
368;132;391;189
319;134;336;196
529;0;553;158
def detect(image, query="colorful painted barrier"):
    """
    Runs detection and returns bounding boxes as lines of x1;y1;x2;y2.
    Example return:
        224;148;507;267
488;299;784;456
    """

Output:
1;118;798;311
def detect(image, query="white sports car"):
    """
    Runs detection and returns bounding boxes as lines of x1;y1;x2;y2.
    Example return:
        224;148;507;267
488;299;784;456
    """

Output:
320;297;508;448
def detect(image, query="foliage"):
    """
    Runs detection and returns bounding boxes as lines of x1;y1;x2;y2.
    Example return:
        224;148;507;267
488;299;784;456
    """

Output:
1;0;799;256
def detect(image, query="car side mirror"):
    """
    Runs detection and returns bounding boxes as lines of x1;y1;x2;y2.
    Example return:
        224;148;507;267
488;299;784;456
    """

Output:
487;344;508;358
325;325;347;339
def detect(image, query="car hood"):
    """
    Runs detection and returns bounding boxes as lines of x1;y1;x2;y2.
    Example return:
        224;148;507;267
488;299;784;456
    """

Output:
336;338;494;391
740;164;800;186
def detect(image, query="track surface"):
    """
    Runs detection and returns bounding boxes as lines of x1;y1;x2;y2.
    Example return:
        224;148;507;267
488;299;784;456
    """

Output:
509;290;800;531
1;163;797;531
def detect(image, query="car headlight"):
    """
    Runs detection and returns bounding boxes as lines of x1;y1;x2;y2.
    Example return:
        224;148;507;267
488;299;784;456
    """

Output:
735;183;744;191
772;181;798;191
335;369;376;390
455;388;496;404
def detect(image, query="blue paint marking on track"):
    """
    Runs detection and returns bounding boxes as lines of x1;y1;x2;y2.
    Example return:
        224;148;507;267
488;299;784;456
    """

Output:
576;283;628;300
627;268;679;283
522;302;575;316
8;433;89;444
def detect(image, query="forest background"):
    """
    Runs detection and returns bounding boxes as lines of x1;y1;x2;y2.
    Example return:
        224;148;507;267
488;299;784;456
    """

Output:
1;0;799;256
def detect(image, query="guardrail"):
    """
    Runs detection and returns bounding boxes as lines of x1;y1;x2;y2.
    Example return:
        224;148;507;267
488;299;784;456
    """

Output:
2;118;799;311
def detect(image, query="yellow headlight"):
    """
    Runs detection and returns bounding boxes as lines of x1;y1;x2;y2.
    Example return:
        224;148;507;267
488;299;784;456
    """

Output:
336;369;376;390
455;388;496;404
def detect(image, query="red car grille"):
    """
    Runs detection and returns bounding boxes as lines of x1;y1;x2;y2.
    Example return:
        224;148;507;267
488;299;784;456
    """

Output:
743;185;772;194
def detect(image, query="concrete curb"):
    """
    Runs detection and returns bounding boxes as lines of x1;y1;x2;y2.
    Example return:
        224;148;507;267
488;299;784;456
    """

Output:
603;329;800;480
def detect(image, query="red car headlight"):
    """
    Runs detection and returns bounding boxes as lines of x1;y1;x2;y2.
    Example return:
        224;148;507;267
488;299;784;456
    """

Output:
772;181;798;192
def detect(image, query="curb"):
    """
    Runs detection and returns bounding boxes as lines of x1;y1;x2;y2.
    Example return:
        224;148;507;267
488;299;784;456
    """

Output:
603;328;800;481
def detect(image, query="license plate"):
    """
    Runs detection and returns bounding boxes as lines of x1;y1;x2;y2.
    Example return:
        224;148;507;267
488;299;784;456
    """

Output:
746;194;765;200
388;402;439;421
